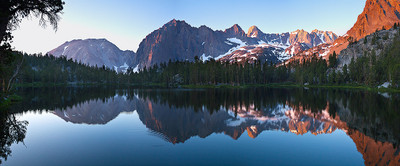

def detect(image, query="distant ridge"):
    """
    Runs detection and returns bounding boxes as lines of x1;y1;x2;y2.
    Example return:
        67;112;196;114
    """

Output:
48;38;137;73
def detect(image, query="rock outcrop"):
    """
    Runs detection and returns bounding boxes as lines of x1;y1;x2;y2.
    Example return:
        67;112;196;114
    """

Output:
338;28;398;67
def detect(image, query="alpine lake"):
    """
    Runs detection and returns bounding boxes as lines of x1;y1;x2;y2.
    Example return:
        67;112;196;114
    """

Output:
1;87;399;166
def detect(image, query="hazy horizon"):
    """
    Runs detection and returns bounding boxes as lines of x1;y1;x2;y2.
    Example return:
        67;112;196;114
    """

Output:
11;0;366;54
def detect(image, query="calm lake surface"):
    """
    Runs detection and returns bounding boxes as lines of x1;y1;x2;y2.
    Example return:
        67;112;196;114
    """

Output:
1;87;399;166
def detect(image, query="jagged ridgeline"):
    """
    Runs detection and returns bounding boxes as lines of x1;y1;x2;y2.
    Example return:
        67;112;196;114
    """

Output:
135;20;337;69
46;20;337;72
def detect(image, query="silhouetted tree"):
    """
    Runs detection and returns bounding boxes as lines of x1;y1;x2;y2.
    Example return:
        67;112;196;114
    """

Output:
0;0;64;45
0;0;64;95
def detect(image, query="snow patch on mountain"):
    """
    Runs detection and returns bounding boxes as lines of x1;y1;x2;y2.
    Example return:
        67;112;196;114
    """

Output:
278;52;292;62
200;53;213;62
133;64;140;73
120;62;129;73
318;34;325;43
225;104;291;127
62;46;69;55
227;38;247;46
215;38;248;60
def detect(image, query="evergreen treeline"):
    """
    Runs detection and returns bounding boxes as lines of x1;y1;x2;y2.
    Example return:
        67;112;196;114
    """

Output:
15;52;333;86
14;49;398;88
18;54;130;84
129;58;291;86
128;53;338;86
346;32;400;87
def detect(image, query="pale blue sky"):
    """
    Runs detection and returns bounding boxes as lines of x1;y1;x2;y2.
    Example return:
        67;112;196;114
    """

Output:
12;0;366;53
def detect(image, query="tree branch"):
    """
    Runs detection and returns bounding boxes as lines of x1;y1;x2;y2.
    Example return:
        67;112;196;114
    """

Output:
6;55;24;93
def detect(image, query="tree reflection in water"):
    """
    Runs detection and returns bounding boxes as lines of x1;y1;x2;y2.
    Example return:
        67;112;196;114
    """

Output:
0;111;28;164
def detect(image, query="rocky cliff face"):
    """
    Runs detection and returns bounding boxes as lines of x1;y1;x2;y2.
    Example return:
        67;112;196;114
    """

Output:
347;0;400;41
48;39;136;72
135;19;236;68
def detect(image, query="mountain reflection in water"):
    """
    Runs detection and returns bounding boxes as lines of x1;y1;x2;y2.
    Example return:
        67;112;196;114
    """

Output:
5;87;400;166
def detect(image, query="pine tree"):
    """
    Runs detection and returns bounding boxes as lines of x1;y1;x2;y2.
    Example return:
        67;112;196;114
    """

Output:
328;52;338;68
342;64;349;83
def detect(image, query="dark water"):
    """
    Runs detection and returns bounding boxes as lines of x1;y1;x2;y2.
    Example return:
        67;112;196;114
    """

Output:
1;87;400;166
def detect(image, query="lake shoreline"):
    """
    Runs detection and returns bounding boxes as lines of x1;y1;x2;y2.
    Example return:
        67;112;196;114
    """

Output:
12;82;400;93
0;94;23;111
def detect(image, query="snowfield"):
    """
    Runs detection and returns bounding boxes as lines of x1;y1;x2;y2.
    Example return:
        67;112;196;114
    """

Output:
215;38;248;60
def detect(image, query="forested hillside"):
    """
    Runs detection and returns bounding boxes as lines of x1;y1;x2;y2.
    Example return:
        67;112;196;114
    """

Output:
18;54;128;85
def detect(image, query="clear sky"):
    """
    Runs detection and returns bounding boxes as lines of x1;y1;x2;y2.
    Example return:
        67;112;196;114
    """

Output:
11;0;366;54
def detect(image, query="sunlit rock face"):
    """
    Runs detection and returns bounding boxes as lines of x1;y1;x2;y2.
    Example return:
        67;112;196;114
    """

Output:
226;24;247;39
347;0;400;41
247;26;263;38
